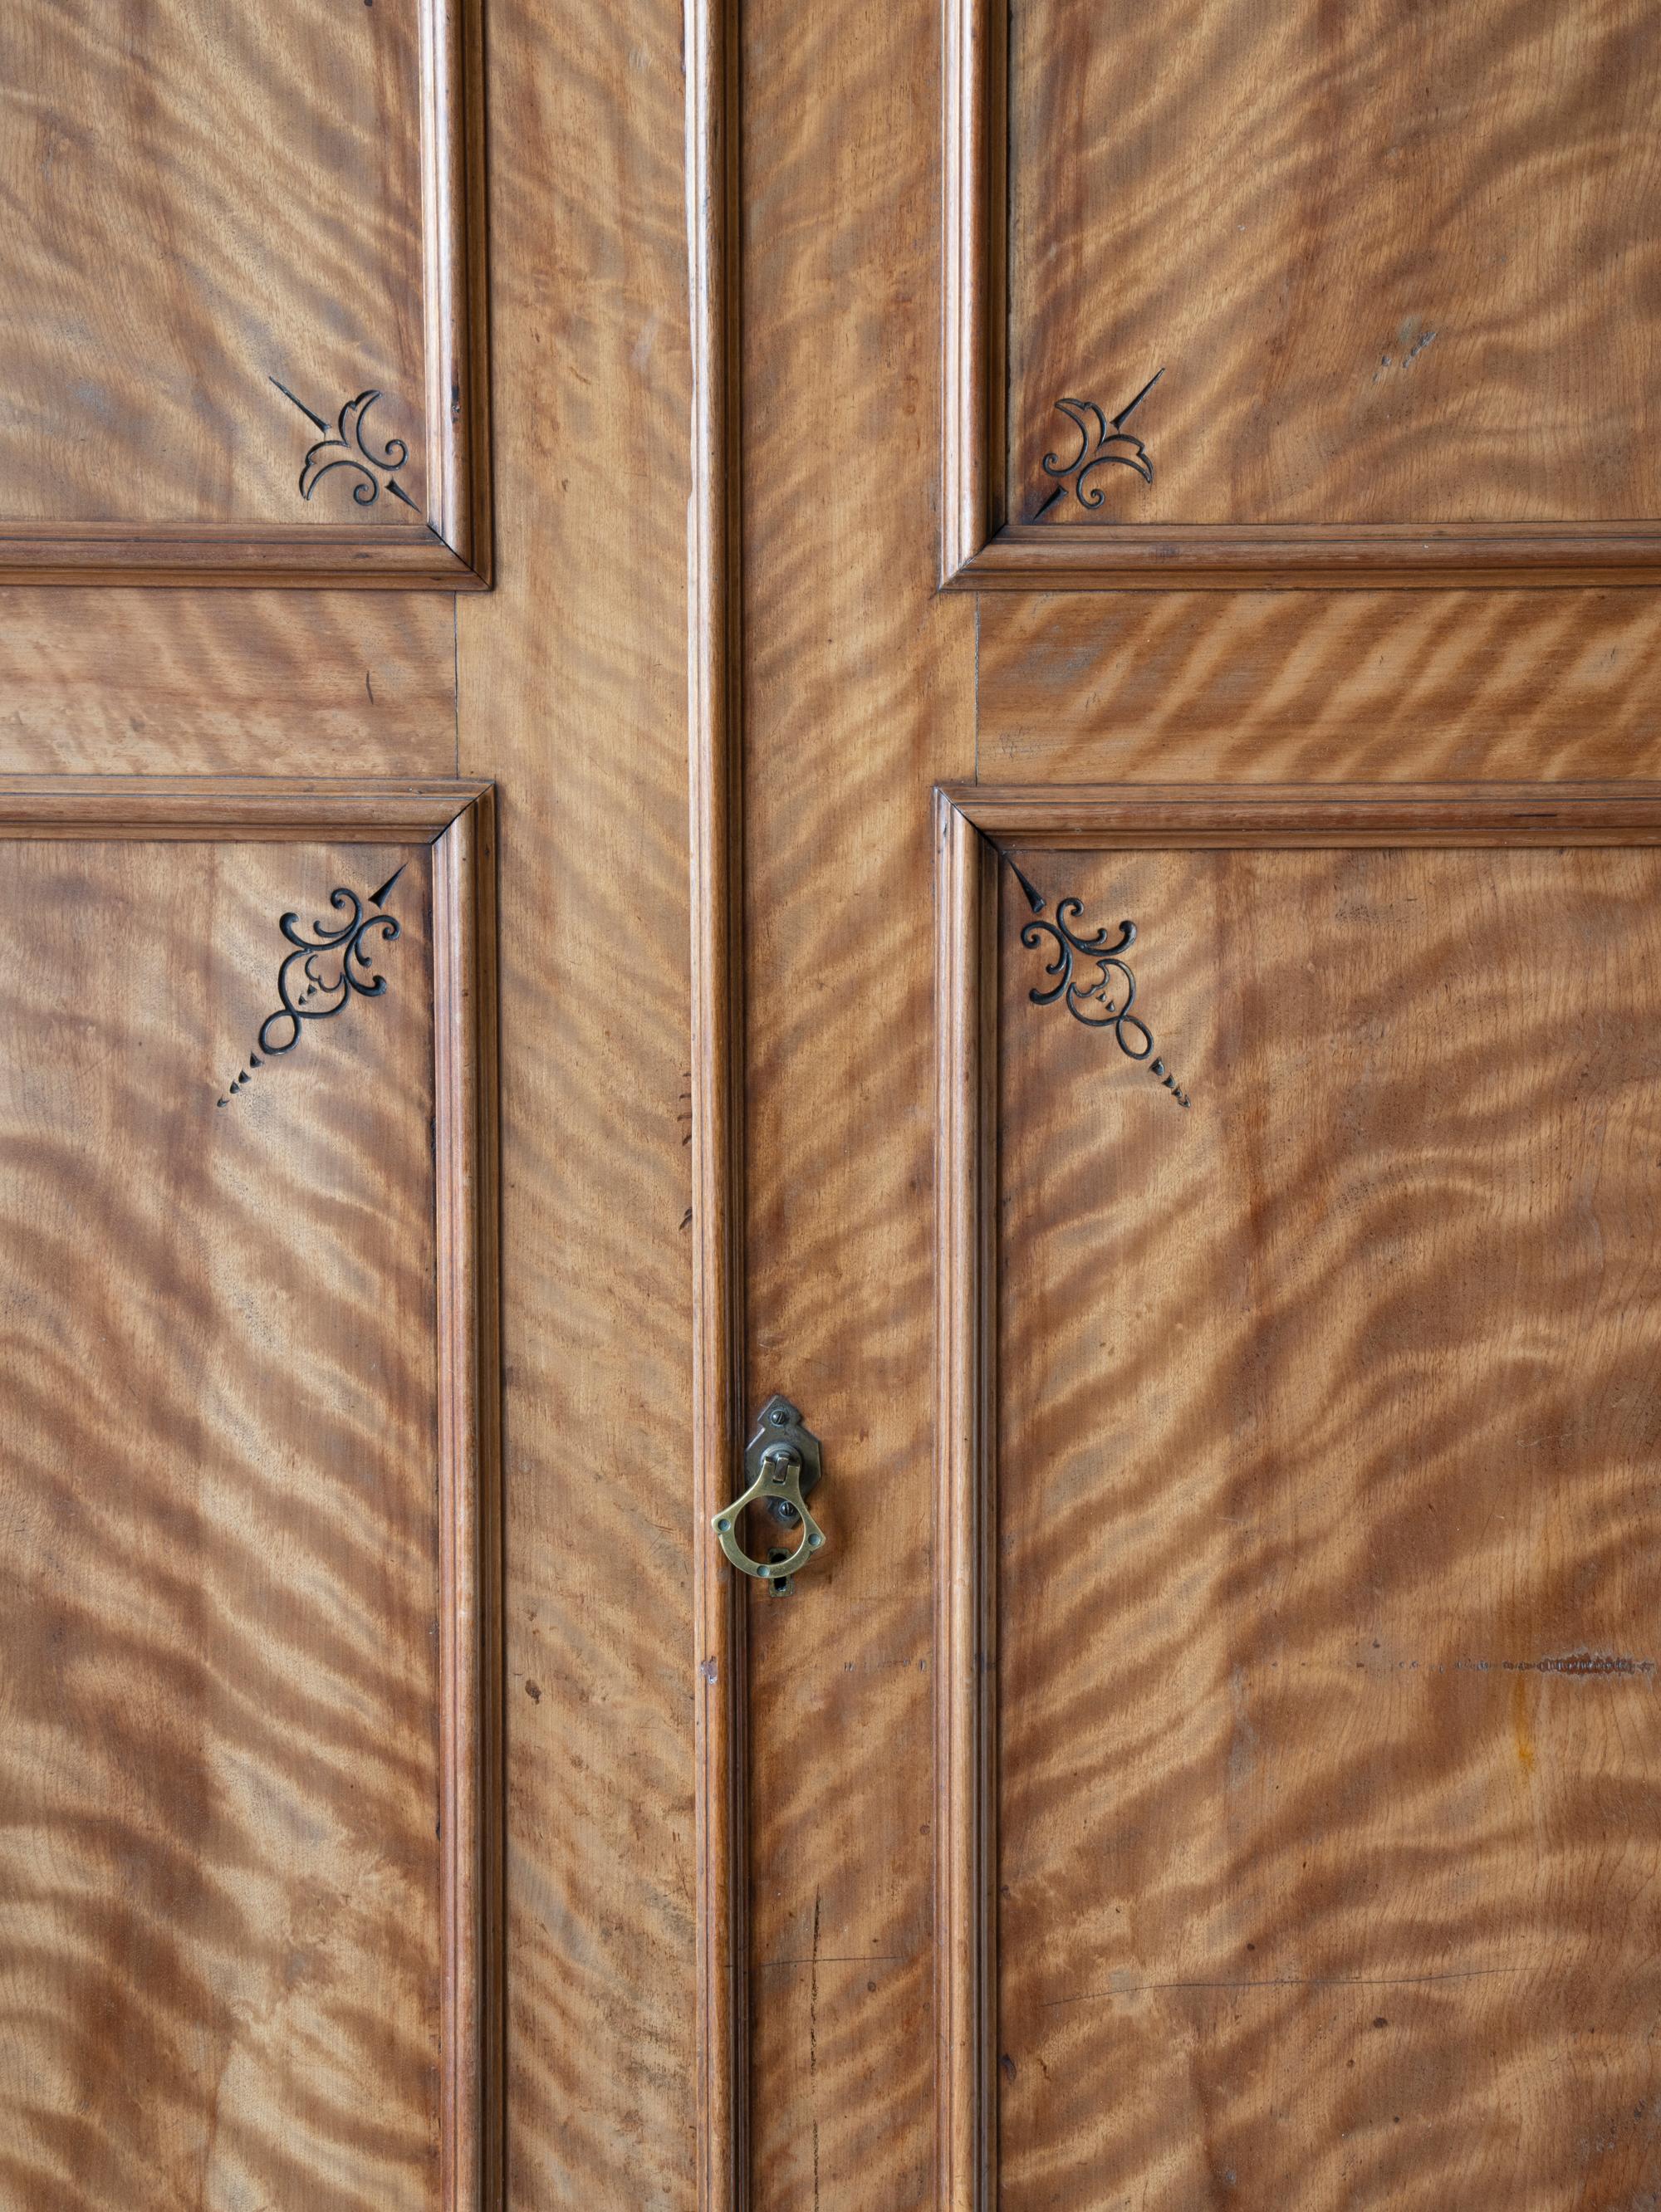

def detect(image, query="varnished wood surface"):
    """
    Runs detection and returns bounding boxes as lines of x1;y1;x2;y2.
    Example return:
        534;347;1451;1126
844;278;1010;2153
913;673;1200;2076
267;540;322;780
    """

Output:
432;796;505;2212
947;780;1661;846
0;776;485;839
943;0;1661;583
0;836;446;2209
0;0;692;2195
454;0;700;2195
992;840;1661;2208
0;591;459;775
736;0;977;2197
977;590;1661;785
17;0;1661;2195
0;0;487;585
2;0;420;526
934;798;1001;2212
949;524;1661;592
1007;0;1661;530
687;0;749;2197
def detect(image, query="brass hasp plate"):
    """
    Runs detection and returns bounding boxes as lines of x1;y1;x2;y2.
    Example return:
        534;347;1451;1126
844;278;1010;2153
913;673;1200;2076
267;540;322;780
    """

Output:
711;1396;826;1593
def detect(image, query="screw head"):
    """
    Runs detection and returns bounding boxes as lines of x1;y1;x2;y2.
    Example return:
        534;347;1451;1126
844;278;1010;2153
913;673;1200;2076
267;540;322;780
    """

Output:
768;1403;796;1426
808;1532;823;1547
716;1518;730;1533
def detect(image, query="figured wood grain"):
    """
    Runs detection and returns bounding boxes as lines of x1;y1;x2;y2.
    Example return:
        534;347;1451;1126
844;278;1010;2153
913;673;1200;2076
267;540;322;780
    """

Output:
432;795;504;2212
0;0;487;585
0;590;459;775
943;0;1661;584
0;801;499;2210
977;590;1661;785
940;0;1003;582
949;524;1661;591
946;781;1661;847
1009;0;1661;530
934;797;1000;2212
687;0;749;2200
992;839;1661;2209
453;0;700;2195
737;0;978;2195
0;526;485;590
0;776;488;840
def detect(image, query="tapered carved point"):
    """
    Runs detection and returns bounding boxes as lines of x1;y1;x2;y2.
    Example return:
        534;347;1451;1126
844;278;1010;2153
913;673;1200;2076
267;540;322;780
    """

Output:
1007;857;1047;915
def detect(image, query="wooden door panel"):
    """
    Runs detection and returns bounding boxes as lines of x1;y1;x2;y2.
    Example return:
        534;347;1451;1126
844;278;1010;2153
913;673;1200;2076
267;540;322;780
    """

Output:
944;0;1661;586
974;590;1661;787
938;791;1661;2208
0;0;487;586
1009;1;1660;528
688;0;1661;2191
0;784;499;2210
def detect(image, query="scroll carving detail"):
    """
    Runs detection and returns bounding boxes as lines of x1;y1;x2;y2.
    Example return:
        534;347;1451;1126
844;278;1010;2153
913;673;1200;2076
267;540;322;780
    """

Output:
1010;860;1190;1107
271;379;419;512
217;865;404;1106
1029;371;1164;521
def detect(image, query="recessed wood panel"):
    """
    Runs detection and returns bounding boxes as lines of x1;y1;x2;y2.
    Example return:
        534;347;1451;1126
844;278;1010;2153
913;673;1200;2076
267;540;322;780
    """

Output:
938;795;1661;2207
0;786;498;2210
944;0;1661;585
1009;0;1661;529
1001;841;1661;2202
0;0;487;585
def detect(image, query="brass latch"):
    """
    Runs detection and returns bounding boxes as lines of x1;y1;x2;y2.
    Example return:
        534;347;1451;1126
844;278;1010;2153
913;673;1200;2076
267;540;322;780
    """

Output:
712;1396;826;1594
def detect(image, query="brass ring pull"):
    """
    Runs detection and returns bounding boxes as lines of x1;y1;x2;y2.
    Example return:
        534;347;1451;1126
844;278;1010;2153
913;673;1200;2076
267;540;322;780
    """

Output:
712;1397;826;1593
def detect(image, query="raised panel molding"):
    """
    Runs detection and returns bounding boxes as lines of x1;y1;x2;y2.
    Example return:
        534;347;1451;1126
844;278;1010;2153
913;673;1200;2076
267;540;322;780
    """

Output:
943;0;1661;590
0;1;488;588
933;779;1661;2208
0;778;502;2208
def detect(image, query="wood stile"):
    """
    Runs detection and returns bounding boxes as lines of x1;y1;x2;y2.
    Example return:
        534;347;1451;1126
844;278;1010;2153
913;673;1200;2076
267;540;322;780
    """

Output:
736;0;978;2190
455;0;699;2190
418;0;493;585
939;0;1004;588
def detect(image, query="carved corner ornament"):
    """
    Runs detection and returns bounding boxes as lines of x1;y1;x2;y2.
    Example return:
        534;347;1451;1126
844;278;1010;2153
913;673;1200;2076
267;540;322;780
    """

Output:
270;378;419;511
1009;860;1190;1108
217;866;404;1106
1029;369;1164;521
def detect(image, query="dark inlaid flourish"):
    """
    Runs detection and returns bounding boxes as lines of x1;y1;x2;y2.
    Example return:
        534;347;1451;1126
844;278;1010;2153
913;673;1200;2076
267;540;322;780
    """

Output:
1029;372;1164;521
1009;859;1189;1106
218;865;404;1106
270;379;419;511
